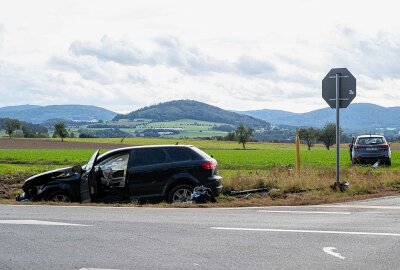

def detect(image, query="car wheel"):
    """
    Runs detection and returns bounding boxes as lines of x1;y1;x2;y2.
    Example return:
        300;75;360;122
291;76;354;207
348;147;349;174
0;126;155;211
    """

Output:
168;185;193;203
387;159;392;166
46;191;72;203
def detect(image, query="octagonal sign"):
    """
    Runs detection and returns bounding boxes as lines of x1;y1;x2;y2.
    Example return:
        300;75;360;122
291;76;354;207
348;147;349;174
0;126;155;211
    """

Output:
322;68;356;108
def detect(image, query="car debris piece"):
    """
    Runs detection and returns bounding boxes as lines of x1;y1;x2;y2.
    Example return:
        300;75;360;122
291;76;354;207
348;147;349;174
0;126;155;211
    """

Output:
330;181;349;192
188;186;216;204
228;187;277;199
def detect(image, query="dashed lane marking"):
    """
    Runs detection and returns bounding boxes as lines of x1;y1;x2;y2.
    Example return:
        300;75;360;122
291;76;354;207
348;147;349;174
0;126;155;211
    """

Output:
79;268;119;270
257;210;351;215
211;227;400;237
0;220;92;226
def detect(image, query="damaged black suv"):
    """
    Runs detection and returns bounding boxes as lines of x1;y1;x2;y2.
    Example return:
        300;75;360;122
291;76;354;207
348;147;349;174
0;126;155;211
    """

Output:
16;145;223;203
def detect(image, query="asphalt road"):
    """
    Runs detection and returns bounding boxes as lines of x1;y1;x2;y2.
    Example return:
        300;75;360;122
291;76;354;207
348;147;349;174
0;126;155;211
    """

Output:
1;196;400;270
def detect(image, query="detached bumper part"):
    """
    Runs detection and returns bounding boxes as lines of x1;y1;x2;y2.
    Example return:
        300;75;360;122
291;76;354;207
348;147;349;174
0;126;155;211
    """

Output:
16;192;31;202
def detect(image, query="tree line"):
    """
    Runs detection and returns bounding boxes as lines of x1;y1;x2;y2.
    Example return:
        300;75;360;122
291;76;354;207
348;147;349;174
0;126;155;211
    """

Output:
1;119;72;141
299;123;347;150
223;123;346;150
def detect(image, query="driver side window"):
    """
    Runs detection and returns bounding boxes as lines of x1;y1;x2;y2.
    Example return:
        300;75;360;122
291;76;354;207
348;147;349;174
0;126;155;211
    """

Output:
97;153;129;187
98;153;129;171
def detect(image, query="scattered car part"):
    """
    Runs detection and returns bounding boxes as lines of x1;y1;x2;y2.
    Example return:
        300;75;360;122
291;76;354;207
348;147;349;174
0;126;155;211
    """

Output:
330;181;349;192
188;186;216;204
228;187;276;199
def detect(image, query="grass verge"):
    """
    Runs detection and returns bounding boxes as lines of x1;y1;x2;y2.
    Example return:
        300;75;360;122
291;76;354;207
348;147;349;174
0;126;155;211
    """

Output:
1;166;399;207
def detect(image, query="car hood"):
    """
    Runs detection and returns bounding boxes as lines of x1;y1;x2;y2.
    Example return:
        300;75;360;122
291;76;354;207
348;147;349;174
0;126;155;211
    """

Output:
24;167;78;186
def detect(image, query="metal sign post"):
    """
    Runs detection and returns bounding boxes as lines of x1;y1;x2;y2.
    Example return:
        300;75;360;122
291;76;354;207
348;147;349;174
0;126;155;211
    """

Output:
322;68;356;190
335;74;340;186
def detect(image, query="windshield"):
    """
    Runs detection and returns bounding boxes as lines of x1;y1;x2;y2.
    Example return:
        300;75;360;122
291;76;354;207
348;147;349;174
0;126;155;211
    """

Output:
85;149;100;172
356;137;386;145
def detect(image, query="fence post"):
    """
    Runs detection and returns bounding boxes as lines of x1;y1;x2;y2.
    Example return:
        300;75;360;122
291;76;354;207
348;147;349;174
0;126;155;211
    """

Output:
296;128;300;176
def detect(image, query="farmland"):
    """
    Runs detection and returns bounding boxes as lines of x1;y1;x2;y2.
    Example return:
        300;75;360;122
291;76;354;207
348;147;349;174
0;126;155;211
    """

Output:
63;118;231;139
0;138;400;205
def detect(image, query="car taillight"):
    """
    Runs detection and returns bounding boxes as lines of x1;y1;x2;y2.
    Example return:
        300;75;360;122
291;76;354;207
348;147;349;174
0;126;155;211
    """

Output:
379;144;389;149
354;145;364;149
201;160;217;170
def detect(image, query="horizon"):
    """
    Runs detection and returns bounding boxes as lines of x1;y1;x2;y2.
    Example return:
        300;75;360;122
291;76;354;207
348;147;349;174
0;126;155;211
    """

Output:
0;101;397;115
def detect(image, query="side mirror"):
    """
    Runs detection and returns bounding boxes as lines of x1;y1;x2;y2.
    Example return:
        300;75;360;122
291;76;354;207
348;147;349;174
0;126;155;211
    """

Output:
72;165;83;173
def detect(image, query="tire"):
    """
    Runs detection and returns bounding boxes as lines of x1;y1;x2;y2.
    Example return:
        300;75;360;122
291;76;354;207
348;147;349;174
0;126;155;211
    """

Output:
46;190;72;203
387;159;392;166
168;185;194;203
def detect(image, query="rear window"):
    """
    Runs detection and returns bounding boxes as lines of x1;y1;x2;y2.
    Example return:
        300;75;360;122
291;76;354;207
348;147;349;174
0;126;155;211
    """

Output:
190;146;212;159
132;148;168;166
356;137;386;145
165;147;202;162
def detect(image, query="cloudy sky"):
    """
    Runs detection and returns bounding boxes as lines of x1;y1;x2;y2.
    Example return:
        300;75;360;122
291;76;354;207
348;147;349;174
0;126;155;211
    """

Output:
1;0;400;113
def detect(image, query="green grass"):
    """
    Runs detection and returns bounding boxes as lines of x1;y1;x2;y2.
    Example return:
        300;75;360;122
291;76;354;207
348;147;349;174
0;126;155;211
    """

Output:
1;138;400;205
0;149;96;166
1;141;400;177
0;164;61;176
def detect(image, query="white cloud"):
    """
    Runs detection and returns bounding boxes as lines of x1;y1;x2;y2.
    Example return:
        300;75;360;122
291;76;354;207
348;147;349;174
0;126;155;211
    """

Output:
66;35;277;76
1;0;400;113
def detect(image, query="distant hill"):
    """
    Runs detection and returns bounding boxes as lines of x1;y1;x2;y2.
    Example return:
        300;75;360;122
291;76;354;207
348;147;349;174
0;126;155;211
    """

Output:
114;100;270;128
0;105;41;113
0;105;117;123
238;103;400;133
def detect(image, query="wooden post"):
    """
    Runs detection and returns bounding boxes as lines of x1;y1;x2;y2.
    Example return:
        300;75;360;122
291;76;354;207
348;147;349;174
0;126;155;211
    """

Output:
296;128;300;176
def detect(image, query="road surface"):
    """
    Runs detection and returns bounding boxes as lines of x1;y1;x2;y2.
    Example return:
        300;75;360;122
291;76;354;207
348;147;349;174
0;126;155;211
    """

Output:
1;196;400;269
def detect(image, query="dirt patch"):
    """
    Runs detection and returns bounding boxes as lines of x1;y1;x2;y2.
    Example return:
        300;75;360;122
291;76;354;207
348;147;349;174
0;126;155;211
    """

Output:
0;139;131;150
0;175;25;199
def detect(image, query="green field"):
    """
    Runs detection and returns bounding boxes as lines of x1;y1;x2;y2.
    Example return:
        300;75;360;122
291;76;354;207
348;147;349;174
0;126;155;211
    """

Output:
65;119;231;139
1;138;400;204
1;139;399;176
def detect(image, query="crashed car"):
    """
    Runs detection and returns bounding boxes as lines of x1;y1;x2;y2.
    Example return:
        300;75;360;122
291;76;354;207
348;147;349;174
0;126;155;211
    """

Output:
16;145;223;203
349;135;391;166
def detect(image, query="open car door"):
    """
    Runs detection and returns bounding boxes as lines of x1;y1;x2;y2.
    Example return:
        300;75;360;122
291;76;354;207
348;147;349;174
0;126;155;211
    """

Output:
80;149;100;203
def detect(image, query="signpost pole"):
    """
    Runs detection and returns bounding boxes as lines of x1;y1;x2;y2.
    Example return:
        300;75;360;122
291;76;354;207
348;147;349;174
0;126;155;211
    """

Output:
335;73;340;187
322;68;356;191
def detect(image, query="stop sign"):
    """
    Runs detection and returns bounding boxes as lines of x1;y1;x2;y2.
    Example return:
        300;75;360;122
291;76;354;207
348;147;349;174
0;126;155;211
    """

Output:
322;68;356;108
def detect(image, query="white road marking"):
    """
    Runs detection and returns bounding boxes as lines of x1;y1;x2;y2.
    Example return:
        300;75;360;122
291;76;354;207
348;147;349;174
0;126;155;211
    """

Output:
323;247;346;260
79;268;119;270
314;205;400;210
257;210;351;215
210;227;400;237
0;220;91;226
